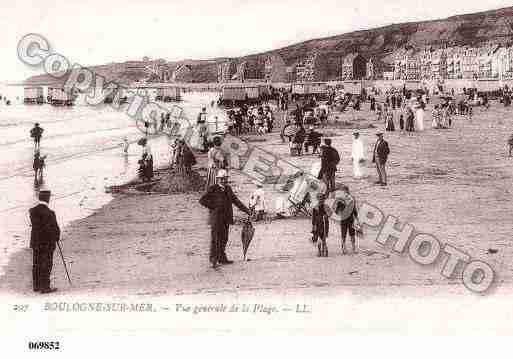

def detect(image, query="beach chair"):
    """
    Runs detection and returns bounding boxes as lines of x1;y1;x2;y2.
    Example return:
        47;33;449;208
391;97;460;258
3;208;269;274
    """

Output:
288;193;311;217
287;177;312;217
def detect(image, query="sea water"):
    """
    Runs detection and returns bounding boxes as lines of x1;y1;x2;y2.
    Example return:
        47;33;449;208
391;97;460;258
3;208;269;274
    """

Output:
0;85;219;276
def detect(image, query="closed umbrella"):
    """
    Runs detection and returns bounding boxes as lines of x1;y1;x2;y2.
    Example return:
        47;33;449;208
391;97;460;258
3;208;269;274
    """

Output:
241;218;255;261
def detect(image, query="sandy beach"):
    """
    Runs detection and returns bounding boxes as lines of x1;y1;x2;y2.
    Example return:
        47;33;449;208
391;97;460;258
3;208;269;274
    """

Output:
2;102;513;298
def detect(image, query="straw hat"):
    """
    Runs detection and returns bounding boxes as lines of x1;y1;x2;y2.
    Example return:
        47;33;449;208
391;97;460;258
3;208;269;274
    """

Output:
216;169;228;178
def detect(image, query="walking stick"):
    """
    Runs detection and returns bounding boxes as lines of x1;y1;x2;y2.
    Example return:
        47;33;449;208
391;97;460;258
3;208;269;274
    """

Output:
57;242;72;285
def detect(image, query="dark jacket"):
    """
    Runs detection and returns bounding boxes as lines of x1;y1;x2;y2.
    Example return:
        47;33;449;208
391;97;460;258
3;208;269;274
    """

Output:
29;203;60;249
319;145;340;175
372;139;390;163
30;127;43;139
292;127;306;144
312;204;329;237
199;184;249;226
305;130;322;144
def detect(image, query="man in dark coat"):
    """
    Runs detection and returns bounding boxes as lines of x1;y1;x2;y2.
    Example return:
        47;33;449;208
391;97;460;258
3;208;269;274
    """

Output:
199;170;250;268
29;189;60;293
292;125;306;156
312;192;329;257
318;138;340;193
30;123;44;150
372;133;390;186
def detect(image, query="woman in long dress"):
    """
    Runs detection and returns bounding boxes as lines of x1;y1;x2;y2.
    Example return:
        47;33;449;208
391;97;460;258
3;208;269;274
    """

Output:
415;103;425;131
205;136;227;190
431;105;440;129
351;132;366;178
385;110;395;131
405;106;415;136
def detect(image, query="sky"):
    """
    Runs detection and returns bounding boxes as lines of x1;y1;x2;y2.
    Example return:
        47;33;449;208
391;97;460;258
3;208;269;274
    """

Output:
1;0;512;82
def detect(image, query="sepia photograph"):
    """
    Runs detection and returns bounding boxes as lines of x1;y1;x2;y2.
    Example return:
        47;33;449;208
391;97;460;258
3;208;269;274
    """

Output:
1;0;513;354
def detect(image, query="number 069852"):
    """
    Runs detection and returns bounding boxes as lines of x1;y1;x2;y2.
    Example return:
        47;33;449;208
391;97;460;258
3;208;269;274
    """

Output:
28;341;60;350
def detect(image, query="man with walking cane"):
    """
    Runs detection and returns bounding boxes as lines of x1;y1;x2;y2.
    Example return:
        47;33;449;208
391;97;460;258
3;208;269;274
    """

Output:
29;188;61;293
199;170;251;268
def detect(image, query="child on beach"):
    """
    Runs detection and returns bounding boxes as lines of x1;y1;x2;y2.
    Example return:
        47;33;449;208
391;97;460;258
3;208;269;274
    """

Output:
311;192;329;257
249;183;266;221
33;150;46;185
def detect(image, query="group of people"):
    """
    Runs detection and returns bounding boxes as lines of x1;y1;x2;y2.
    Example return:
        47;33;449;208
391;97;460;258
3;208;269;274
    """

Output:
431;104;455;129
307;131;390;256
374;95;427;134
225;104;275;136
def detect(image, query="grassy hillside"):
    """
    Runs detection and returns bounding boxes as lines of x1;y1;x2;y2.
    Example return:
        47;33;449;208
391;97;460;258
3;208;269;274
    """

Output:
24;6;513;84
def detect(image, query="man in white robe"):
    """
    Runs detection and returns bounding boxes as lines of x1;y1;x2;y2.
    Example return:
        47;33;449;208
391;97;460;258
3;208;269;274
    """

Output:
352;132;366;178
415;103;425;131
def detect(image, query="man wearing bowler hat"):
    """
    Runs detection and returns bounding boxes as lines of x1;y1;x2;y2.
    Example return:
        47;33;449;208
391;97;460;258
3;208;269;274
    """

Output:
29;189;60;293
199;170;250;268
372;132;390;186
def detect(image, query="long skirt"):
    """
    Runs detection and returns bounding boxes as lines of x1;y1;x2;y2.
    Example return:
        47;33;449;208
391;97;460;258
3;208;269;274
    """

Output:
385;118;395;131
144;158;154;180
406;116;415;132
206;166;218;190
353;160;366;178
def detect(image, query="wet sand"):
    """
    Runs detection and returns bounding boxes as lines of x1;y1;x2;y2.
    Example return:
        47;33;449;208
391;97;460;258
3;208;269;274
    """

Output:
1;103;513;297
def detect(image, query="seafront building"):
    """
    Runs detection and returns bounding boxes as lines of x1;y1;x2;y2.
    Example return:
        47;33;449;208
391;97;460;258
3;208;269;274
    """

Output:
128;44;513;85
341;53;367;80
217;61;237;83
264;55;288;82
366;57;393;80
499;47;513;79
295;53;318;82
389;44;513;81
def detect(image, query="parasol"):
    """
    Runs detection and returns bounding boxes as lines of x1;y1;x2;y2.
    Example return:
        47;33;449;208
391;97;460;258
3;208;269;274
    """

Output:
283;125;300;137
241;217;255;261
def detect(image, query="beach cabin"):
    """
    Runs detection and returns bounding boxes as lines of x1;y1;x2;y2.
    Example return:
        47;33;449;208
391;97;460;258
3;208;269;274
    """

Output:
23;87;44;104
308;82;328;96
244;85;261;100
118;88;129;104
218;84;270;107
476;80;502;98
219;86;247;107
48;87;74;106
292;82;328;99
154;87;181;102
340;81;362;95
291;83;308;96
104;87;130;104
162;87;181;102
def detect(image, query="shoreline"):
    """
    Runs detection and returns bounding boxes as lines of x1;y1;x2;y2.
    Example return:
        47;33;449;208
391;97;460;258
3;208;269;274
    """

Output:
1;103;513;297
